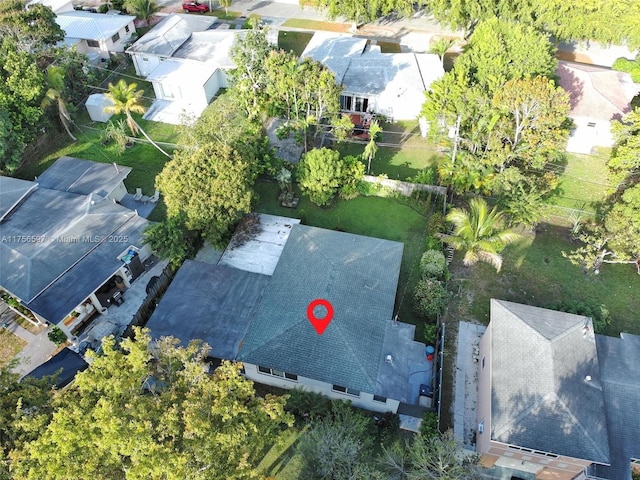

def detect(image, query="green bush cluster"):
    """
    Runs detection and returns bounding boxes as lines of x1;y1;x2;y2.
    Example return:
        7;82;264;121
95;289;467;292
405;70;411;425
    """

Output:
612;56;640;83
286;388;332;419
547;300;611;333
413;278;449;320
47;326;67;346
420;250;447;279
409;167;439;185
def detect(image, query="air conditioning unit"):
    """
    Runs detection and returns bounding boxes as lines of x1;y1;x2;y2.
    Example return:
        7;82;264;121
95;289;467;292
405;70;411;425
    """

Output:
478;422;484;434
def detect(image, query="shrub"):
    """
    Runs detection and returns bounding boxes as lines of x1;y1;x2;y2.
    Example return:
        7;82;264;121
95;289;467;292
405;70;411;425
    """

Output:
423;321;439;345
419;411;439;439
413;279;449;320
428;212;446;235
410;167;438;185
286;388;331;420
48;326;67;346
547;300;611;333
612;56;640;83
420;250;447;279
297;147;342;206
339;155;365;200
425;235;442;251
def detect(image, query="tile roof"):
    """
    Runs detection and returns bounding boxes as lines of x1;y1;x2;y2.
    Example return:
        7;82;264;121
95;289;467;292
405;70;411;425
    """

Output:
557;61;640;122
237;224;404;393
489;300;610;464
55;11;135;41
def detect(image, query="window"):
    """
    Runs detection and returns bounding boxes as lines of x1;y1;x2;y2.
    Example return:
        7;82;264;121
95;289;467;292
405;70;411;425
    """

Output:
332;385;360;397
340;95;352;111
373;395;386;403
482;356;485;369
354;97;368;113
587;122;596;127
257;366;297;381
112;32;120;43
142;56;149;62
125;25;130;33
87;39;99;48
340;95;369;113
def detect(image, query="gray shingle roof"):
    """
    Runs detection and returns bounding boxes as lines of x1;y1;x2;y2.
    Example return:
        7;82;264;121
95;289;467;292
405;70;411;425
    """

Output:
0;177;37;220
146;260;270;359
237;224;404;393
593;333;640;480
37;156;131;198
490;300;610;464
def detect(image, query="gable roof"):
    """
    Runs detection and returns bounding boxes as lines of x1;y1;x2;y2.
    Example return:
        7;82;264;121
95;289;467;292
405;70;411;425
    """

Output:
146;260;270;359
55;11;135;41
300;32;367;83
489;300;610;464
237;224;404;393
37;156;131;198
126;14;217;57
557;61;640;122
593;333;640;480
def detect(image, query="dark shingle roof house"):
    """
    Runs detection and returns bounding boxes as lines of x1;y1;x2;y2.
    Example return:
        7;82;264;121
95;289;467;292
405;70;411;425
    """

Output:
478;300;640;480
0;157;149;328
24;348;88;388
147;221;430;413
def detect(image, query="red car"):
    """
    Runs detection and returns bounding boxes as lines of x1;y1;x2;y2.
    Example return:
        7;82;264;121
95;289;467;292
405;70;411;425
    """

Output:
182;1;209;13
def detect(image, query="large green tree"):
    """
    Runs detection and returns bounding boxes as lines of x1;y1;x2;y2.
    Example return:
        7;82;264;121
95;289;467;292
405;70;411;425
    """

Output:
156;142;255;246
0;1;64;53
297;147;344;206
41;66;76;141
123;0;160;25
439;197;520;272
12;329;293;480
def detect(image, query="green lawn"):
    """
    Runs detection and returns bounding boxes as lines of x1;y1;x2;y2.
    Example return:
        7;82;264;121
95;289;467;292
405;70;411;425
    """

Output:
278;31;314;57
447;224;640;336
16;115;177;222
337;120;444;180
547;150;610;218
0;330;26;367
257;426;305;479
254;180;431;333
207;9;242;20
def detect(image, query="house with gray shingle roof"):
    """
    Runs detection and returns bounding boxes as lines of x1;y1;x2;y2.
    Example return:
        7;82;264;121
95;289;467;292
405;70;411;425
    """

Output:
477;300;640;480
147;218;431;414
0;157;151;338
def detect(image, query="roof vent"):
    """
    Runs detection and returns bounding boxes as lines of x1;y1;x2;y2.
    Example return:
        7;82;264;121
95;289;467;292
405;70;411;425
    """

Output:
385;354;393;364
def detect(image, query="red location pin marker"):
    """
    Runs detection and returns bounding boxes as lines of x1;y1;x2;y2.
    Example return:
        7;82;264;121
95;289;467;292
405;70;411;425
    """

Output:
306;299;334;335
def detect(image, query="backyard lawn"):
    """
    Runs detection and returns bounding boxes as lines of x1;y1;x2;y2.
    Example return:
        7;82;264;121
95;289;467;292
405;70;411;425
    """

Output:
445;224;640;336
278;31;314;57
256;426;305;480
254;180;432;333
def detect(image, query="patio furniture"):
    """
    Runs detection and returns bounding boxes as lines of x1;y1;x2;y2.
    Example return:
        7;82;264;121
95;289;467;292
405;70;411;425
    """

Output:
148;190;160;204
133;188;143;201
141;195;150;203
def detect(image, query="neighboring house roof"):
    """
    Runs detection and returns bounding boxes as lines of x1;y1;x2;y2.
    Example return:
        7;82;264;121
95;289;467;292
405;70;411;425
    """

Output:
37;156;131;198
238;224;404;393
557;61;640;122
24;348;88;388
55;11;135;41
26;0;74;13
489;300;610;465
593;333;640;480
146;260;270;359
0;158;148;325
146;58;218;87
126;14;217;57
173;30;244;67
0;177;37;220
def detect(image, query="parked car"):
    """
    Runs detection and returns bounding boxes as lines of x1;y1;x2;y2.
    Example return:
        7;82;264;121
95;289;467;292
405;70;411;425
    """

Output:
182;1;209;13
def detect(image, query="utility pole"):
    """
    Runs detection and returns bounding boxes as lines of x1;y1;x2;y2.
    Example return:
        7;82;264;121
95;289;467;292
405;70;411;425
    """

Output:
448;114;462;206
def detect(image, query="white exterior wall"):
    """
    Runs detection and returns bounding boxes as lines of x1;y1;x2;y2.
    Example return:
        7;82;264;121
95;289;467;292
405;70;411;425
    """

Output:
203;70;222;103
566;116;614;154
108;182;128;202
132;54;163;77
243;363;400;413
217;68;231;89
92;22;136;59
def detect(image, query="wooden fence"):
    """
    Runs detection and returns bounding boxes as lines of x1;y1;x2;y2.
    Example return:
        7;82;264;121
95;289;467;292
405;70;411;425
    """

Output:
122;264;176;339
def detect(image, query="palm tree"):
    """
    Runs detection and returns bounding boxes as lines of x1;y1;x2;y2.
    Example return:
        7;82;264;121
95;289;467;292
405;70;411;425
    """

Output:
439;197;520;272
41;66;76;141
124;0;160;26
104;79;172;158
363;119;382;174
429;38;455;67
219;0;232;17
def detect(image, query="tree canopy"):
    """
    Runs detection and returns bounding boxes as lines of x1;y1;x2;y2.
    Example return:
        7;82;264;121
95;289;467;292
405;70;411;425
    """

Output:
11;329;293;480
